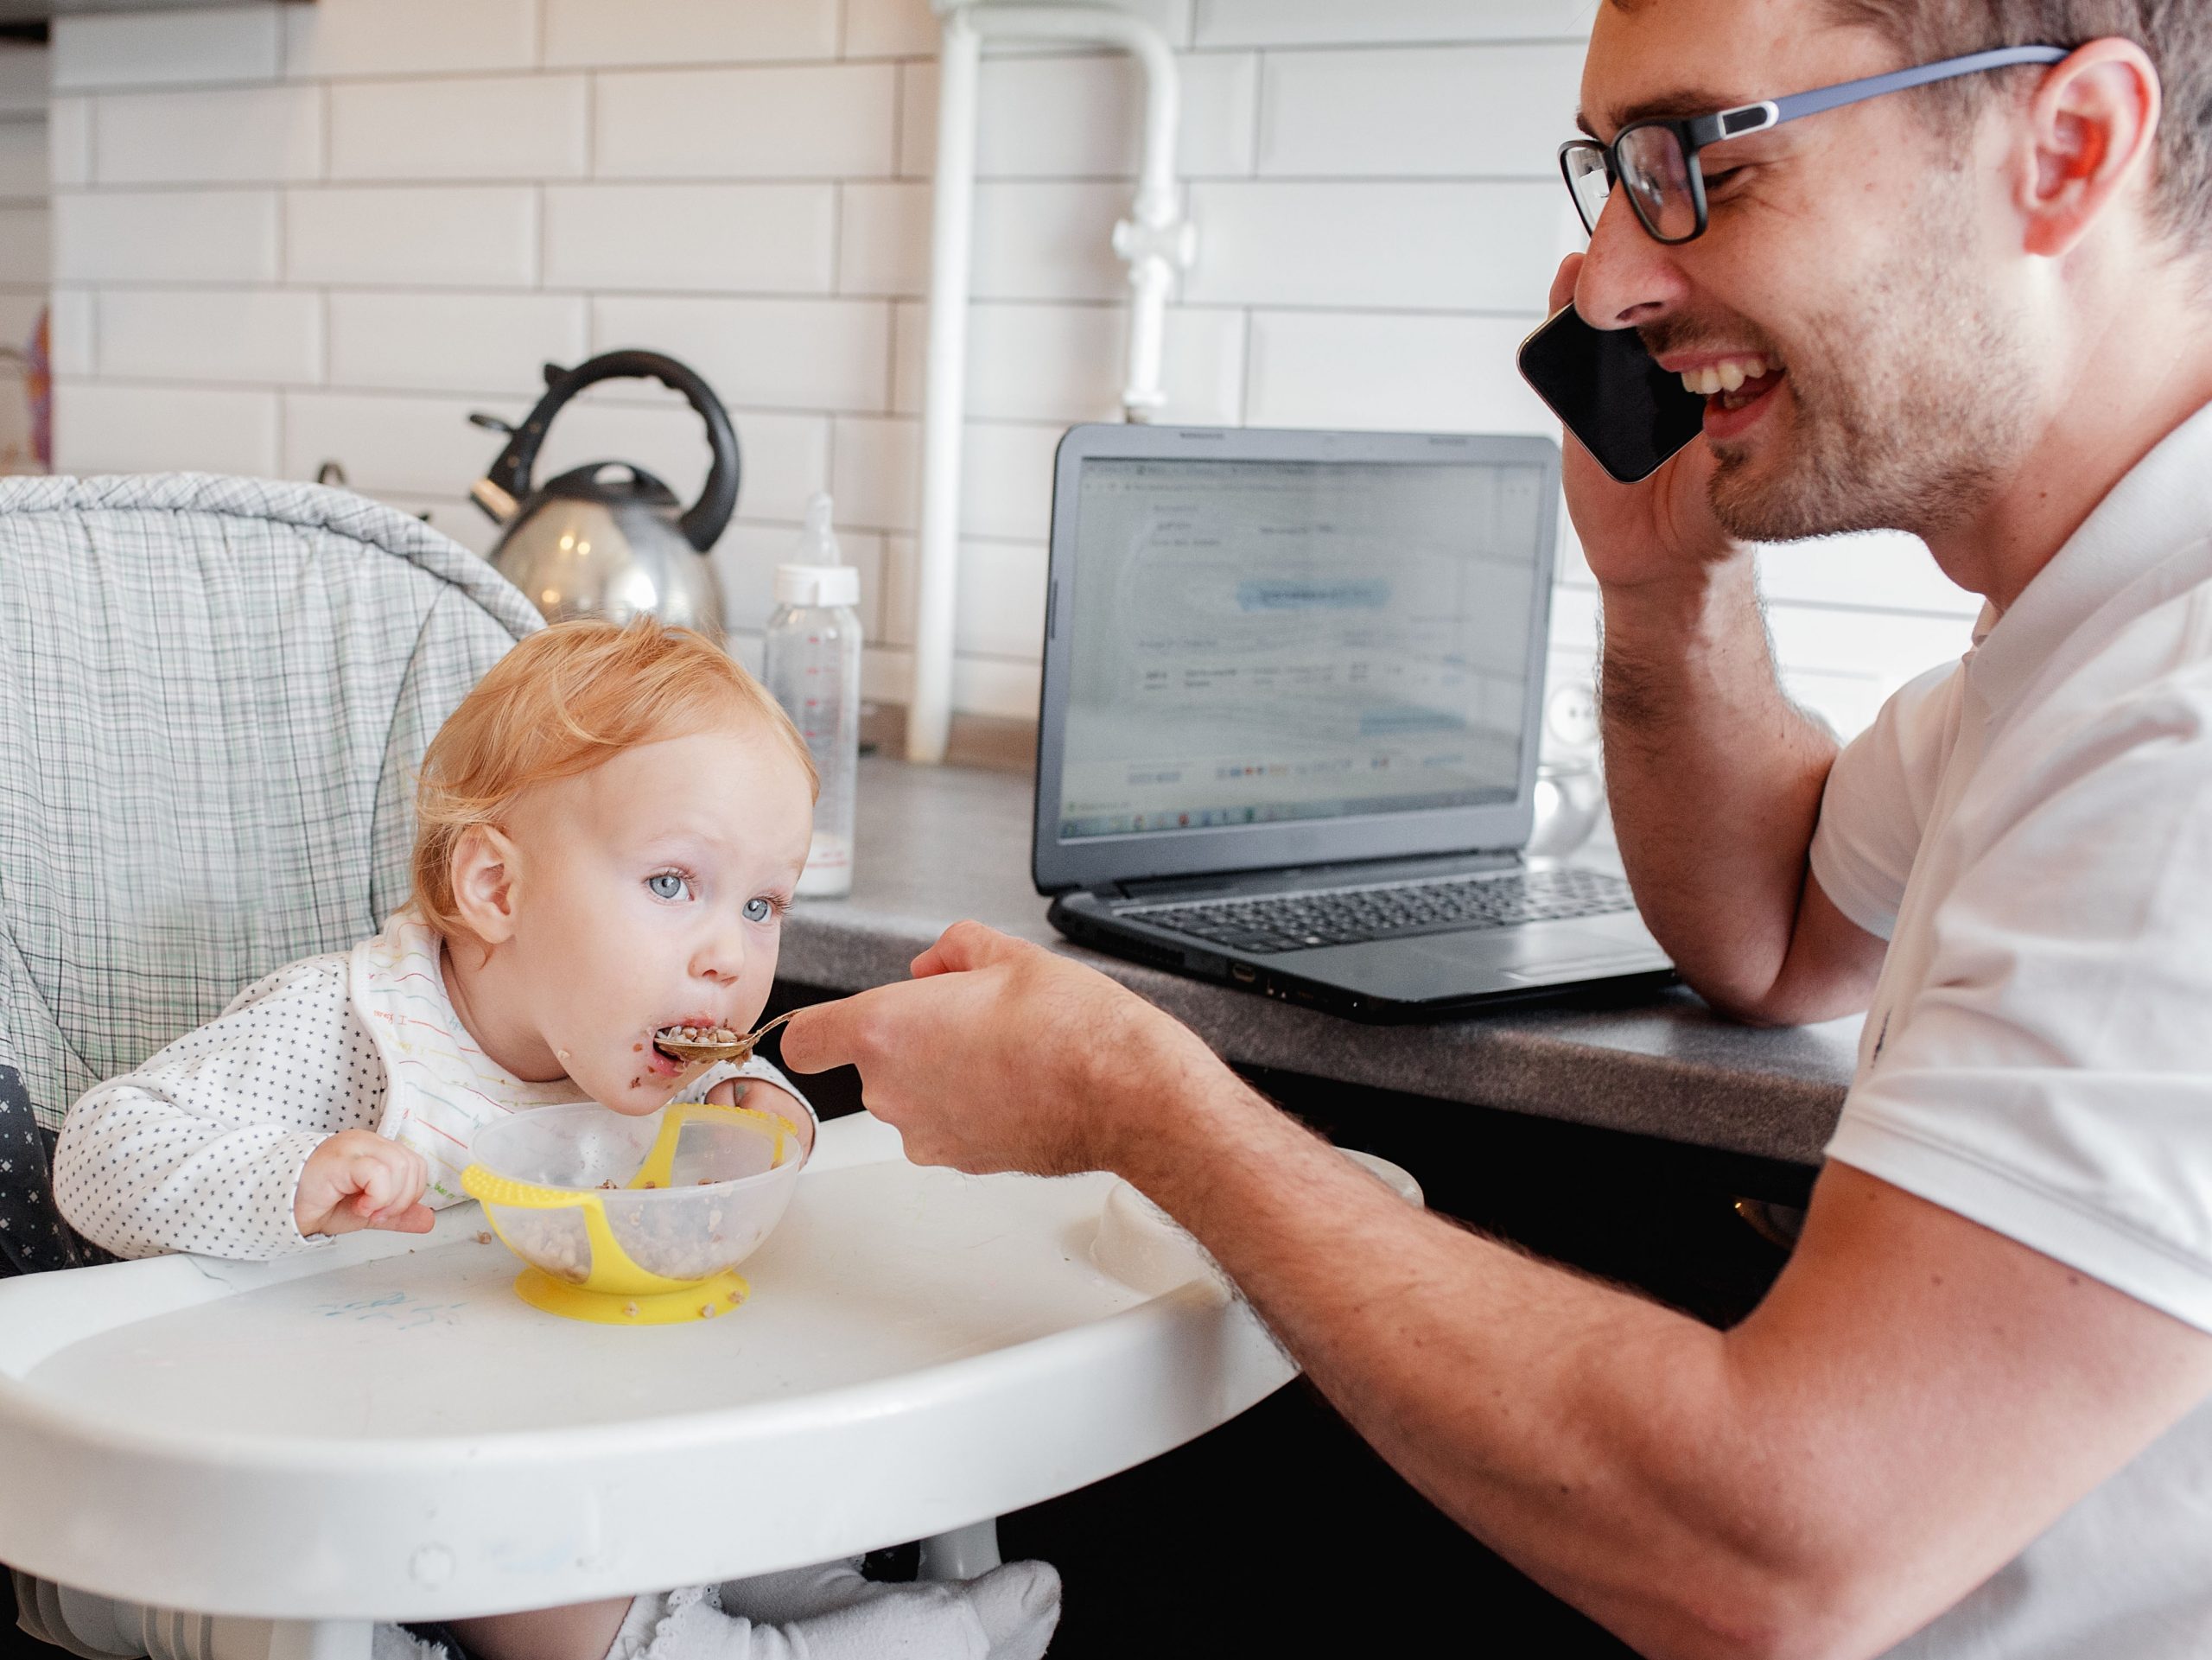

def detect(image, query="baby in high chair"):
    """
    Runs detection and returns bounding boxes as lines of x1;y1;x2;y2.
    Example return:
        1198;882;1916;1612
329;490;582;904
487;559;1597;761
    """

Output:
52;620;1060;1660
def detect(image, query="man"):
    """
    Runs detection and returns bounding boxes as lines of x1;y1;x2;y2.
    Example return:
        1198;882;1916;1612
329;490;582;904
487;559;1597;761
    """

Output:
781;3;2212;1654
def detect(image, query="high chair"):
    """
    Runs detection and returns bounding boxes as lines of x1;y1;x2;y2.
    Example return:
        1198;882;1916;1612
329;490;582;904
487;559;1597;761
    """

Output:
0;475;1294;1659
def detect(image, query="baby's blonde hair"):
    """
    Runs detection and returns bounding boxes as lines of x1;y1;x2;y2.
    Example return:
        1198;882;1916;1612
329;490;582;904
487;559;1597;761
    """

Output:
409;620;817;939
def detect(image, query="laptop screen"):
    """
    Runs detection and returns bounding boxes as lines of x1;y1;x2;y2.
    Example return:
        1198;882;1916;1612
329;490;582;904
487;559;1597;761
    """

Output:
1053;452;1550;843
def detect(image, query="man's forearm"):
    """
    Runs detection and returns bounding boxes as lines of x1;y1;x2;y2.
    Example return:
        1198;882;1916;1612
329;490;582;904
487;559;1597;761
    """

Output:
1129;1077;2206;1660
1133;1078;1806;1658
1599;556;1841;1019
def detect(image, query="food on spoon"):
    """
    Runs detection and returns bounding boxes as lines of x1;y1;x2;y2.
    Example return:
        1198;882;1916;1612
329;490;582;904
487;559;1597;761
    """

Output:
653;1022;751;1065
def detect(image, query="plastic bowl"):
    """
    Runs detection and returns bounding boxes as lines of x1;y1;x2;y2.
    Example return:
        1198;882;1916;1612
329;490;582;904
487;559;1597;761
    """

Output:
464;1100;807;1323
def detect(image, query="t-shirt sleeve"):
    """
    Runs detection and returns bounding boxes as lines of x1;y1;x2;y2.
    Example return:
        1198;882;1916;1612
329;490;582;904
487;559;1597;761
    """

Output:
53;954;388;1262
1807;662;1962;939
1826;683;2212;1333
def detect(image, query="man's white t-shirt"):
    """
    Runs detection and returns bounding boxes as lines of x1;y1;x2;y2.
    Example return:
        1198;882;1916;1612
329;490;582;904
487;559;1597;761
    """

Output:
1808;404;2212;1657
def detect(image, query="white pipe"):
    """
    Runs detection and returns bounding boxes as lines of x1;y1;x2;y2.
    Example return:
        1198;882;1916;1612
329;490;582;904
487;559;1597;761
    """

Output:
909;0;1194;765
909;4;982;766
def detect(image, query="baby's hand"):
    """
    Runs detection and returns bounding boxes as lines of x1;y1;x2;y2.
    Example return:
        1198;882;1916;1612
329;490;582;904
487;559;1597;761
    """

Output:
709;1078;817;1158
296;1129;435;1239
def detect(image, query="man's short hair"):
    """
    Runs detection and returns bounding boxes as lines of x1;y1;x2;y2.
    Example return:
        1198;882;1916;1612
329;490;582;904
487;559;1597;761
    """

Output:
1824;3;2212;257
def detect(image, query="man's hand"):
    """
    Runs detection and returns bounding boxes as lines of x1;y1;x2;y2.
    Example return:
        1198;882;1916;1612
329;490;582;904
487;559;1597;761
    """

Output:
1549;252;1740;595
295;1129;434;1239
777;921;1230;1178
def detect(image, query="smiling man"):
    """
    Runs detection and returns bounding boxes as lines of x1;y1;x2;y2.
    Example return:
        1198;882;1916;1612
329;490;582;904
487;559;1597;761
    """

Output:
781;4;2212;1656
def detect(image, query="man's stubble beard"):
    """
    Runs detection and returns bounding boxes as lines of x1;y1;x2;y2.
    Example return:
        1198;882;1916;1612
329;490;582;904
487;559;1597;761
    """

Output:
1705;179;2039;545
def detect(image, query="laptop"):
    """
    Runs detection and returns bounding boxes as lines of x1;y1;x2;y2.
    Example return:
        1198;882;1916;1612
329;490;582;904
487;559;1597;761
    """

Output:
1032;423;1674;1021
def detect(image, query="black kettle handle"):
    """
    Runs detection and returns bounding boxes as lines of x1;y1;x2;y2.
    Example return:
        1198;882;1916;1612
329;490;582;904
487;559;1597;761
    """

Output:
482;349;741;552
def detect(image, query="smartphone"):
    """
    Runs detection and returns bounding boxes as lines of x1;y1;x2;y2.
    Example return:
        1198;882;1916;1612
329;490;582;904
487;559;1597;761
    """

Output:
1516;304;1708;485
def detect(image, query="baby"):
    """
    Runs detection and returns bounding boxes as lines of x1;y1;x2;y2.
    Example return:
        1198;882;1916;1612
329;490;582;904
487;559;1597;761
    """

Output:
53;621;1059;1660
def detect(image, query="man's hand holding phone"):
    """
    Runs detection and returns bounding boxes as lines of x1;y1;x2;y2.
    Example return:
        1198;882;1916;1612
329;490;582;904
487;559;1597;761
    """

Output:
1526;255;1741;597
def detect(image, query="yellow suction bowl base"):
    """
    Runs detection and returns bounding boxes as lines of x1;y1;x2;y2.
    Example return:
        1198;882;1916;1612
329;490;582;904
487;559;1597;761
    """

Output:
512;1267;750;1326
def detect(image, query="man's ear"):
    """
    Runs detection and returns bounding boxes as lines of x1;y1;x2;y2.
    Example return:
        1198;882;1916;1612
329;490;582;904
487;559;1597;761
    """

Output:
449;824;522;947
2014;38;2162;261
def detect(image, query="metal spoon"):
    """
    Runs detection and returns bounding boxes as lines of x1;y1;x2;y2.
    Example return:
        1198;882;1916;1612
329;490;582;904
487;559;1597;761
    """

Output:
652;1008;803;1068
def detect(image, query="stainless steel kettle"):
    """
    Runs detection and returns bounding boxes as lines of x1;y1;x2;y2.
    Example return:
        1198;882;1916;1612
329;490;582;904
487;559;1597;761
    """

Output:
470;350;741;644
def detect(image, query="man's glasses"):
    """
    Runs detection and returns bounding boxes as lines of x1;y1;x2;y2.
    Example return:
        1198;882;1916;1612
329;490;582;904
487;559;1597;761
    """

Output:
1561;44;2069;245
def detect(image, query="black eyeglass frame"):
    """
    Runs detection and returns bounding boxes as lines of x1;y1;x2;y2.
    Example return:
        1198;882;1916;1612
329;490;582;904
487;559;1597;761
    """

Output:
1560;43;2071;245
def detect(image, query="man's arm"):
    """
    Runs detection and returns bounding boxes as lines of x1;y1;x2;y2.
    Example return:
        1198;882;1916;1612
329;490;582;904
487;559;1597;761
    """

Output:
1599;557;1884;1024
781;926;2212;1660
1548;254;1884;1025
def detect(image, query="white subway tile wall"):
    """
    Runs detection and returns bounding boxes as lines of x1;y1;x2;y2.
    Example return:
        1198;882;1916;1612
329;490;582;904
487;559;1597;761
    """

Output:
45;0;1976;729
1;43;47;475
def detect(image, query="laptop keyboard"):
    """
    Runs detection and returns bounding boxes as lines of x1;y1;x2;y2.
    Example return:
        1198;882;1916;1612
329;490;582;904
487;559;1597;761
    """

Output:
1124;867;1637;956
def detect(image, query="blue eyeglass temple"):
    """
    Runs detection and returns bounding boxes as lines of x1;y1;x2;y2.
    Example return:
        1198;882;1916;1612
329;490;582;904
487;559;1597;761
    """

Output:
1689;42;2069;148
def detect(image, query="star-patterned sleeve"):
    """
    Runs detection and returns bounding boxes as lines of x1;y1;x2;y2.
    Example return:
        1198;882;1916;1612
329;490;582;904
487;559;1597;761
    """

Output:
53;952;387;1262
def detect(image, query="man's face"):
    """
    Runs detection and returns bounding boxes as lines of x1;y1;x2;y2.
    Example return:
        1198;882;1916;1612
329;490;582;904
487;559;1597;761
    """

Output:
1577;0;2043;542
489;723;815;1115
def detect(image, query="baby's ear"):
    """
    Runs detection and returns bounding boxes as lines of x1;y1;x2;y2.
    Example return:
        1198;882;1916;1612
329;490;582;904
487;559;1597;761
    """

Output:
449;824;521;945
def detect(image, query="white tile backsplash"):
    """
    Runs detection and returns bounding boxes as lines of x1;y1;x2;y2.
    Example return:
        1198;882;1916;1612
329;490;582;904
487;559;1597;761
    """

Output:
837;175;1145;302
1196;0;1592;48
594;64;896;180
39;1;1942;735
543;183;837;292
842;0;938;61
889;299;1244;425
836;179;928;296
47;99;91;189
53;8;278;91
0;119;48;200
543;0;841;70
56;378;278;474
830;413;918;533
1245;310;1554;432
286;187;539;288
283;388;520;496
537;395;832;522
43;288;92;373
951;655;1042;722
283;0;537;80
94;86;323;186
969;180;1133;302
327;290;588;394
1185;181;1576;311
97;287;322;384
328;76;588;182
0;45;48;117
898;50;1258;181
1257;45;1586;180
955;537;1048;660
54;189;277;282
589;294;891;412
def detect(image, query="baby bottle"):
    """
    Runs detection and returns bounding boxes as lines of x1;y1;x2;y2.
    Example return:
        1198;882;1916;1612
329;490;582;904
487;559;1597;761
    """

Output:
764;493;861;898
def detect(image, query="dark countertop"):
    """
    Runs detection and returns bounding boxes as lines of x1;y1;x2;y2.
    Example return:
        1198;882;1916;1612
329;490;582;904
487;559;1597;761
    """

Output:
776;756;1858;1169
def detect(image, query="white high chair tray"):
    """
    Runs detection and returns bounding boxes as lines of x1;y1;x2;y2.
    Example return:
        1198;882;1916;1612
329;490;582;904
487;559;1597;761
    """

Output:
0;1115;1294;1624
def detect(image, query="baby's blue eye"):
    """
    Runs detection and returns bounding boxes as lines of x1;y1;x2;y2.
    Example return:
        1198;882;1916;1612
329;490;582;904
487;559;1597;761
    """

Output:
743;896;774;923
647;872;692;901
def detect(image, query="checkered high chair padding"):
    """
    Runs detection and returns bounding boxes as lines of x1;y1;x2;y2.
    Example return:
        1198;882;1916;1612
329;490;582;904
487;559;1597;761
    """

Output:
0;474;540;1274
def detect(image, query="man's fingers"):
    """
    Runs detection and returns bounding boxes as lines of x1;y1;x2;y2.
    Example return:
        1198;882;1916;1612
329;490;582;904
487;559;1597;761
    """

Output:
1548;251;1585;317
776;995;862;1076
911;919;1019;980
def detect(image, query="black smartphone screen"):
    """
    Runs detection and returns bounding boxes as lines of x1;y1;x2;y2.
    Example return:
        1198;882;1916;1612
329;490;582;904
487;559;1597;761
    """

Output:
1516;305;1707;485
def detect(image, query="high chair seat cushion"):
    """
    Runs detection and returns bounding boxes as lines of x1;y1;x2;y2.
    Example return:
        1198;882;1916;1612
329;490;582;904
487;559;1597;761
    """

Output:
0;473;540;1274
